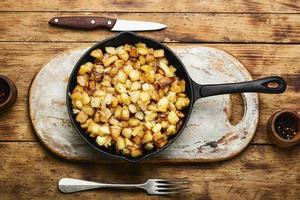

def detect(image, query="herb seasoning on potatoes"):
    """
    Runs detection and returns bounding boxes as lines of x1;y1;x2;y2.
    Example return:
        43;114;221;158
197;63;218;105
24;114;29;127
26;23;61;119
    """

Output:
70;43;190;157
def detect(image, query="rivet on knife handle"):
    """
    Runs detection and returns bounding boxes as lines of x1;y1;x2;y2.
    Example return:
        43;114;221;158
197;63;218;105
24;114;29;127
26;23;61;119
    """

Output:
48;16;117;30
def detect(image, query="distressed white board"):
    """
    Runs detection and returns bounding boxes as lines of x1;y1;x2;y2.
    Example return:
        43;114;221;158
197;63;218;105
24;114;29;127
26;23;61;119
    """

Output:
29;46;259;162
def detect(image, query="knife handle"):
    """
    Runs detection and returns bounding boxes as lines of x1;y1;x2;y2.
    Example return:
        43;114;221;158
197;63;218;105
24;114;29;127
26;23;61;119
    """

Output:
48;16;116;30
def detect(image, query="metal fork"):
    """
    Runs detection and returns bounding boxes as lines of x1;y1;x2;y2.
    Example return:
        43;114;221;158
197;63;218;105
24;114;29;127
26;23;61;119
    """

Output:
59;178;190;195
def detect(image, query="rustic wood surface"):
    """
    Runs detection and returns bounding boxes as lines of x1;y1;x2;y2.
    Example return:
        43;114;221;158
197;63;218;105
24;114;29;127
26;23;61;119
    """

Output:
0;1;299;199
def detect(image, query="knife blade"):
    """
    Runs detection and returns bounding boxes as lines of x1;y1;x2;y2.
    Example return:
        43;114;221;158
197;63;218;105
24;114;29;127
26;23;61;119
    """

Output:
48;16;167;31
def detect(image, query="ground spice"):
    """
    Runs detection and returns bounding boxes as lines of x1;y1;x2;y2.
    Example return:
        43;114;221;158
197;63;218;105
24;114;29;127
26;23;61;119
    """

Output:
275;113;298;140
0;80;9;104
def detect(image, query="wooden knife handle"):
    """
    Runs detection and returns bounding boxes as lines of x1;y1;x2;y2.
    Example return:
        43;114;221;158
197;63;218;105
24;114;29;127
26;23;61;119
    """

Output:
48;16;116;30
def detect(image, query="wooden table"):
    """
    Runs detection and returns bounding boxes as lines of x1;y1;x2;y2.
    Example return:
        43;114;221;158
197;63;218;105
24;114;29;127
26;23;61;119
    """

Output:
0;1;299;199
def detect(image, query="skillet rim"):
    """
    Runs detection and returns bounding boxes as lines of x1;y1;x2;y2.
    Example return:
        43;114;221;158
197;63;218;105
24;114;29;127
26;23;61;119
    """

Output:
66;32;195;162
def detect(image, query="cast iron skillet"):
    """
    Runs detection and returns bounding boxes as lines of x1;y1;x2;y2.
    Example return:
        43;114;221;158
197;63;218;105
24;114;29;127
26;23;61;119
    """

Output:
67;32;286;162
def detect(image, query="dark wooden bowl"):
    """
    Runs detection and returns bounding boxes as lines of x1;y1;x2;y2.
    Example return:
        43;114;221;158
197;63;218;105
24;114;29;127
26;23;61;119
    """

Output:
267;109;300;147
0;75;17;112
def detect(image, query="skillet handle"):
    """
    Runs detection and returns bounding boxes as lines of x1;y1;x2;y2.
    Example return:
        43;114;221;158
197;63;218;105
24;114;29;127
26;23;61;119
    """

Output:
194;76;286;99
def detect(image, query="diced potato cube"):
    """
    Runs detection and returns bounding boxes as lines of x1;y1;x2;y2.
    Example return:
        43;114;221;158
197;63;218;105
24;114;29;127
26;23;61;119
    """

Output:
151;90;160;102
159;61;174;77
129;47;138;57
175;97;190;110
111;96;118;107
75;100;83;109
128;104;137;113
155;139;168;148
122;148;130;155
167;125;177;135
142;83;152;91
121;93;131;105
99;125;110;135
77;75;88;87
96;136;107;146
134;111;144;120
103;55;118;67
82;106;95;116
161;121;169;129
121;107;130;120
141;65;153;73
137;47;148;55
170;84;182;93
123;65;133;75
141;73;155;84
93;90;106;97
132;126;142;138
130;81;141;91
129;118;140;126
128;70;140;81
115;83;127;93
114;106;122;119
157;77;175;88
116;137;125;150
144;112;157;122
119;52;129;61
111;126;122;138
78;62;93;75
132;136;142;145
81;92;90;105
146;54;155;63
129;91;140;103
144;142;154;151
105;47;117;55
139;55;146;65
76;111;88;123
167;92;177;103
122;127;132;138
125;138;134;147
168;111;179;125
142;131;153;144
139;91;150;102
90;49;103;59
153;49;164;58
145;121;154;129
131;148;142;157
71;91;82;100
118;70;127;84
157;97;168;112
152;123;162;133
104;93;113;105
109;117;121;126
153;132;164;142
90;97;101;108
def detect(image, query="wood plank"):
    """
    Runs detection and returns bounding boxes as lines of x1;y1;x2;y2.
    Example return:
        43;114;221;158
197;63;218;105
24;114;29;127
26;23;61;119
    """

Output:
0;43;299;144
0;142;299;199
1;12;300;43
1;0;300;13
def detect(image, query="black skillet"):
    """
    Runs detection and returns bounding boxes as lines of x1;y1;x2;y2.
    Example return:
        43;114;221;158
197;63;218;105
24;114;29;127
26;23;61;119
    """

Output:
67;32;286;162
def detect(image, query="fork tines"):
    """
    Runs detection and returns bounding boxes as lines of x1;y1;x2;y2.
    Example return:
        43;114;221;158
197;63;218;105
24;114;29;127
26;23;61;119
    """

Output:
154;178;191;195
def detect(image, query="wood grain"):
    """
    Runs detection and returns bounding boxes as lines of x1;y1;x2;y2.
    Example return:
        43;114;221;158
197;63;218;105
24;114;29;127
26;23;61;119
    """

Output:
1;0;300;13
0;42;299;144
0;142;299;200
1;12;300;43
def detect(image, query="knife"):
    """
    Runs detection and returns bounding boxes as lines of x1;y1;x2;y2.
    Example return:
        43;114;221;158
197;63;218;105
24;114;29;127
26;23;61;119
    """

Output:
48;16;167;31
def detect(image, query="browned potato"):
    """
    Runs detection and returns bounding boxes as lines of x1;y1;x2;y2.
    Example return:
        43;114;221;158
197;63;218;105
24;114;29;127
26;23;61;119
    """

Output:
71;44;190;157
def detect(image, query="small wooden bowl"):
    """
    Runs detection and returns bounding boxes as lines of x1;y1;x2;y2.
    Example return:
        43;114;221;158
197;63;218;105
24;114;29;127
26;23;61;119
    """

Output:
0;75;17;112
267;109;300;148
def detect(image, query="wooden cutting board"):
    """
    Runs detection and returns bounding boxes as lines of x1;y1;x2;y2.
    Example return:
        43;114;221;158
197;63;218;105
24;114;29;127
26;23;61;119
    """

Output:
29;46;259;163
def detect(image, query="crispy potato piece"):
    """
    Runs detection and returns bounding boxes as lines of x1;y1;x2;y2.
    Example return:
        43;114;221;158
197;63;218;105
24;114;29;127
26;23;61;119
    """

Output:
76;111;88;123
153;49;164;58
90;49;103;59
71;42;190;157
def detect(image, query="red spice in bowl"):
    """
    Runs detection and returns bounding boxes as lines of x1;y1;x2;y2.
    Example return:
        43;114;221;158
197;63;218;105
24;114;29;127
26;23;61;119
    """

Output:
0;75;17;111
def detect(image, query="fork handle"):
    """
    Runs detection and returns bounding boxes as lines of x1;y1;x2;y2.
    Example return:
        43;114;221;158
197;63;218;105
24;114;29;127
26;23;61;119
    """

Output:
59;178;144;193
